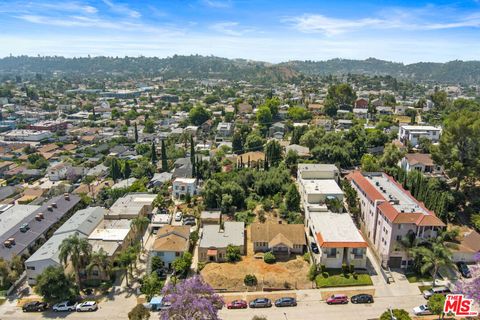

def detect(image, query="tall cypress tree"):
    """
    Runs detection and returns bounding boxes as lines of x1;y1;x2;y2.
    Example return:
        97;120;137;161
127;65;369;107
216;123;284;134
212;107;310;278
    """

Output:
161;140;168;172
151;141;157;165
123;160;131;179
190;135;196;177
134;123;138;143
110;157;121;181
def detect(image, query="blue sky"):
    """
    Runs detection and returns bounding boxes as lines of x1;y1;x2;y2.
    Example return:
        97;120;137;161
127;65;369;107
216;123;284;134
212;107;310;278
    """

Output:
0;0;480;63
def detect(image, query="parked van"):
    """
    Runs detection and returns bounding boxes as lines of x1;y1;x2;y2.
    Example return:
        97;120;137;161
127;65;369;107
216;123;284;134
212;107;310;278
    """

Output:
423;286;451;299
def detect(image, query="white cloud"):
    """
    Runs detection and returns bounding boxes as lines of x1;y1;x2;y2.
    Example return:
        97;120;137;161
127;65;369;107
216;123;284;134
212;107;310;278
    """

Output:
210;22;242;36
287;10;480;35
201;0;232;9
102;0;140;18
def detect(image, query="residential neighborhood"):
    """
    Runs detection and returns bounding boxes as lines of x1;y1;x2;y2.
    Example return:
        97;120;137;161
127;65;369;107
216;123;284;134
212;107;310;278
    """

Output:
0;4;479;318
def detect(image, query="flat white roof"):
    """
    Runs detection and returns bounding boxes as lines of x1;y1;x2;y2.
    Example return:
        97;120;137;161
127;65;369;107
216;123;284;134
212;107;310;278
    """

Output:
310;212;364;244
303;179;343;196
0;205;40;238
368;174;428;214
401;125;441;131
88;228;130;241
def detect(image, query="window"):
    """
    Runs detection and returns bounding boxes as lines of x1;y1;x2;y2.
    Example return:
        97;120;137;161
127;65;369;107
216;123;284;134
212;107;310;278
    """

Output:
175;252;180;257
396;236;401;241
352;248;363;259
158;252;164;256
26;266;35;270
327;248;337;258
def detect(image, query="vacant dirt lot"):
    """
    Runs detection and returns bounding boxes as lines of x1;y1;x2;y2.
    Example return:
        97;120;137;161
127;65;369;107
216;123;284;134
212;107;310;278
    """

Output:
200;225;311;292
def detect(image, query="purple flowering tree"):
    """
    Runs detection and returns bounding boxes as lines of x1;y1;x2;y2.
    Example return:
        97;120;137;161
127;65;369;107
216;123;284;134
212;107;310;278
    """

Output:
160;275;224;320
454;252;480;304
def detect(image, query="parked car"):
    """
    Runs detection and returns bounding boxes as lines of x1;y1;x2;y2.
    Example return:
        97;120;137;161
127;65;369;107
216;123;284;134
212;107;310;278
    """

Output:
326;294;349;305
76;301;98;312
351;294;374;304
227;300;248;309
423;286;451;299
275;297;297;307
413;304;433;316
22;301;48;312
310;242;319;254
183;219;196;226
249;298;272;308
52;301;77;312
457;262;472;278
175;212;183;221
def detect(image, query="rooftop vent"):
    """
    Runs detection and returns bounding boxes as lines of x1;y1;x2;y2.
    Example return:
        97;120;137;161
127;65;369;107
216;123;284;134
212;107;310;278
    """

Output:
64;193;70;201
47;205;53;211
51;202;57;208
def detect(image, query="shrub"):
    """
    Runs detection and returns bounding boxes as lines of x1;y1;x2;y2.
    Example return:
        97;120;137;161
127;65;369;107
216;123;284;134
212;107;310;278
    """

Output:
197;261;207;271
226;245;242;262
262;198;273;211
283;281;291;289
264;252;276;264
349;264;355;273
308;264;318;281
252;316;268;320
320;264;326;273
342;263;348;274
244;274;258;286
303;252;311;262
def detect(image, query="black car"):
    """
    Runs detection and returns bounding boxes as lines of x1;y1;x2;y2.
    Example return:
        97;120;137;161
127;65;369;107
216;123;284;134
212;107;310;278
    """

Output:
310;242;319;254
183;219;196;226
22;301;48;312
249;298;272;308
351;294;374;304
275;297;297;307
457;262;472;278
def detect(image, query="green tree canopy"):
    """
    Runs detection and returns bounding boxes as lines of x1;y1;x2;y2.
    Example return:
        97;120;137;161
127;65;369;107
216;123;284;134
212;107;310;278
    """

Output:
189;106;210;125
35;266;78;304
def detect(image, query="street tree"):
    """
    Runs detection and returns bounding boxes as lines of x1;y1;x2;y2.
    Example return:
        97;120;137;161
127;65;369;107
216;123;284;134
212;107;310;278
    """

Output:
160;275;224;320
35;266;78;304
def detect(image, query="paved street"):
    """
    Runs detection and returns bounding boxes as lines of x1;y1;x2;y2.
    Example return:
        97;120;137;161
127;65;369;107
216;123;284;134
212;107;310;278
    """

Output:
219;293;425;320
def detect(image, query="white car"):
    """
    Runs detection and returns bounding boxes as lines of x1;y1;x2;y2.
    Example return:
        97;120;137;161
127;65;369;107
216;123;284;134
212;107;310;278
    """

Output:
413;304;432;316
175;212;183;221
52;301;77;312
76;301;98;312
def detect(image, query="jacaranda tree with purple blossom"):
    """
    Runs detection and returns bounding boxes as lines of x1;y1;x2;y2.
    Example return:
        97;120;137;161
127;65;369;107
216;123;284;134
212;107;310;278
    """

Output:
455;252;480;304
160;275;224;320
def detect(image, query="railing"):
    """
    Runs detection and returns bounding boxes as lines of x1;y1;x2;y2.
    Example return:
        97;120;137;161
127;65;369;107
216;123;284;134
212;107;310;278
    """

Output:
6;271;26;296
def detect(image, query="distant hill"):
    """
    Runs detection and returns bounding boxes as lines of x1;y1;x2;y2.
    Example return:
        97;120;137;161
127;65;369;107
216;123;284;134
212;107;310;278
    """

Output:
281;58;480;84
0;55;479;84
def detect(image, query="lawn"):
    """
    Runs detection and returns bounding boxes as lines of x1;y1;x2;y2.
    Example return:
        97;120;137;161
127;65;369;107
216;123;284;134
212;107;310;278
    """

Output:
315;270;373;288
406;273;433;283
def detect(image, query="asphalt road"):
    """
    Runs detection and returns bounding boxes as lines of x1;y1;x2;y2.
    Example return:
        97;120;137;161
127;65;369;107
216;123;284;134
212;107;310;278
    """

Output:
0;293;426;320
218;294;426;320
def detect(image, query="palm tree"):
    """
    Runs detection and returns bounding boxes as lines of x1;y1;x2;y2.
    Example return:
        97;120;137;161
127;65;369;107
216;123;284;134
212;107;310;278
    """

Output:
130;216;150;247
86;249;111;281
398;230;422;269
59;233;92;287
412;242;454;287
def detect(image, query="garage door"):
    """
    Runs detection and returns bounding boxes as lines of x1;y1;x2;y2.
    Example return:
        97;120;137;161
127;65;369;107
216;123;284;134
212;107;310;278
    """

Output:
388;256;402;268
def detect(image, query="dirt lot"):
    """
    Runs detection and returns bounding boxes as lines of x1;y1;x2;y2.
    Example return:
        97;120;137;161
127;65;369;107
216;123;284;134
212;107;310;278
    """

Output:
200;225;311;292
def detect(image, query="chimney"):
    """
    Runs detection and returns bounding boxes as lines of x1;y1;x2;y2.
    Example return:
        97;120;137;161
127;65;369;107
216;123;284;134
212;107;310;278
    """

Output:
47;205;53;211
64;193;70;201
51;203;57;208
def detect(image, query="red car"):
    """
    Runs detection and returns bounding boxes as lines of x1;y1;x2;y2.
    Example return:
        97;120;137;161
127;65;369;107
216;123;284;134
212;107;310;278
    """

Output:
227;300;248;309
326;294;349;305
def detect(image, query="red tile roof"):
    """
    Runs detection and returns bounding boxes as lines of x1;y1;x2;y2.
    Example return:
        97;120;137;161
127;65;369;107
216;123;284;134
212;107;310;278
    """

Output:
346;171;385;202
348;170;445;228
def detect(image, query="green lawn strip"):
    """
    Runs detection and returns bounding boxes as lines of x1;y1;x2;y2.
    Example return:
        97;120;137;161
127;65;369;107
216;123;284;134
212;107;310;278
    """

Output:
315;269;373;288
406;273;433;283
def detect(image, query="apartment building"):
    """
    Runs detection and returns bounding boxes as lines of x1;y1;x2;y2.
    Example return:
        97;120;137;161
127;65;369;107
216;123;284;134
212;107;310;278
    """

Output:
298;164;367;269
347;171;445;268
398;125;442;146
